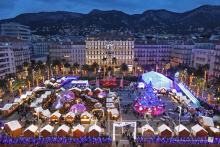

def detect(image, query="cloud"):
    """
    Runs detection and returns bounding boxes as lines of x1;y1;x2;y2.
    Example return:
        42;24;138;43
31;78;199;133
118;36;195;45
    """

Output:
0;0;219;19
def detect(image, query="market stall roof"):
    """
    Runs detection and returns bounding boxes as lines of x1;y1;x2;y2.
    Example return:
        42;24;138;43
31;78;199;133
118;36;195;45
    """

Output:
20;94;27;99
69;87;81;92
33;87;45;92
72;124;85;132
24;124;38;133
158;124;172;133
45;91;52;95
71;80;89;86
40;124;54;133
26;91;33;96
88;124;101;132
44;80;53;85
176;92;183;97
210;127;220;133
106;103;114;108
30;102;38;108
51;111;61;118
141;124;154;132
34;106;43;113
14;98;22;103
202;116;214;127
65;112;76;118
35;98;44;103
94;87;102;92
174;124;189;134
40;94;48;99
56;79;62;83
110;108;119;115
5;120;22;131
106;98;113;103
171;89;177;93
142;71;173;90
1;104;13;111
191;124;207;134
42;109;51;117
80;111;93;118
56;124;69;133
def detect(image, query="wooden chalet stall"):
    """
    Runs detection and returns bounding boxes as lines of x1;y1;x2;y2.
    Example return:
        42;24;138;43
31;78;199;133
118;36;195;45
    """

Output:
20;94;28;101
13;98;24;105
5;120;24;137
50;111;62;123
69;87;81;96
159;87;167;94
198;116;214;130
30;102;38;112
23;124;38;137
72;124;85;138
81;111;93;124
41;109;51;120
93;88;102;96
45;91;52;96
50;78;55;83
34;106;43;114
174;124;190;138
82;88;91;95
56;124;70;136
175;92;183;101
209;127;220;138
26;91;33;97
88;124;101;138
158;124;172;138
35;98;45;105
64;112;76;123
141;124;154;138
169;89;177;98
40;124;54;137
191;124;208;138
1;103;19;116
109;108;119;120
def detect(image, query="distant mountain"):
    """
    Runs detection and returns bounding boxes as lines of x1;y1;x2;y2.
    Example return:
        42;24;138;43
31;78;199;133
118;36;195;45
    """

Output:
0;5;220;33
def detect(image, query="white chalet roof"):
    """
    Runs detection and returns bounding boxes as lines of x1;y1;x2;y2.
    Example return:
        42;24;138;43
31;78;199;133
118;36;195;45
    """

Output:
5;120;22;131
30;102;38;108
34;106;43;113
176;92;182;97
40;94;47;99
26;91;33;96
56;79;62;83
14;98;22;103
35;98;44;103
210;127;220;133
94;87;102;92
20;94;27;99
191;124;207;134
56;124;70;133
45;91;52;95
202;116;214;127
72;124;85;132
24;124;38;133
141;124;154;133
158;124;172;133
42;109;51;117
40;124;54;133
80;111;93;118
65;112;76;118
110;108;119;115
51;111;61;118
171;89;177;93
1;104;13;111
88;124;101;132
106;98;113;103
174;124;189;134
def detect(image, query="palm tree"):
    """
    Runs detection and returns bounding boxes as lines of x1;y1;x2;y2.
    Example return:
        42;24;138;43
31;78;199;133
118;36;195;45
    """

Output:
165;63;170;76
33;72;41;87
16;65;23;73
61;58;66;76
179;70;185;83
23;61;29;77
0;79;7;98
12;79;26;96
92;62;99;74
37;60;44;75
4;73;15;91
81;64;89;77
134;58;139;77
102;57;107;76
196;78;205;97
52;59;61;75
64;62;71;75
112;57;117;76
121;63;128;77
46;58;51;79
73;63;80;74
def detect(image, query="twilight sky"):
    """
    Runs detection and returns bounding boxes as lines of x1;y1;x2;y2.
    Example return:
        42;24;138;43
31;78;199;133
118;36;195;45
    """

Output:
0;0;220;20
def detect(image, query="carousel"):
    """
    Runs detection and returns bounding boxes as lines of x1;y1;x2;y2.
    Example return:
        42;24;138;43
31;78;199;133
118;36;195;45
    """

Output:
133;81;164;115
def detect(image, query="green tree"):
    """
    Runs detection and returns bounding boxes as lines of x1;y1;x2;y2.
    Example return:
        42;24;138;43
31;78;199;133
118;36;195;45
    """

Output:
16;65;23;72
196;78;205;97
134;58;139;77
92;62;99;73
73;62;80;74
12;79;26;96
121;63;128;76
0;79;7;97
52;59;61;75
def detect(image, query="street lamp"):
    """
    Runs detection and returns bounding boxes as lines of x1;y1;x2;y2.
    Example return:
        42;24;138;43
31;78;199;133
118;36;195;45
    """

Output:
177;106;182;138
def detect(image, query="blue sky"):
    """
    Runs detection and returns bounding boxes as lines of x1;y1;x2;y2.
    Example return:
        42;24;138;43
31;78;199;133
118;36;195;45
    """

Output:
0;0;219;19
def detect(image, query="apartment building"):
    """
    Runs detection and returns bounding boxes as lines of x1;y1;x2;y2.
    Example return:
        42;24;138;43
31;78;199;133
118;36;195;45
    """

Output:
134;39;171;69
86;32;134;71
170;40;195;67
49;42;86;65
213;45;220;78
1;23;31;41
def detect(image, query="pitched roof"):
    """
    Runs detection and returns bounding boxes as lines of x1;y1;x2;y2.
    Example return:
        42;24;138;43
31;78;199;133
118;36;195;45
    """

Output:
51;111;61;118
88;124;101;132
40;124;54;133
14;98;22;103
56;124;70;133
191;124;207;133
30;102;38;108
5;120;22;131
110;108;119;115
80;111;93;118
174;124;189;134
65;112;76;118
141;124;154;132
1;104;13;110
34;106;43;113
20;94;27;99
42;109;51;117
26;91;33;96
158;124;172;133
202;116;214;127
24;124;38;133
72;124;85;132
40;94;47;99
210;127;220;133
35;98;44;103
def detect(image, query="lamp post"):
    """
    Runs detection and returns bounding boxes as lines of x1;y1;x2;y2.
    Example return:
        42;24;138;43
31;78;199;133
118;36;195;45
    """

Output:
178;106;182;138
